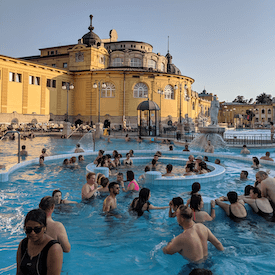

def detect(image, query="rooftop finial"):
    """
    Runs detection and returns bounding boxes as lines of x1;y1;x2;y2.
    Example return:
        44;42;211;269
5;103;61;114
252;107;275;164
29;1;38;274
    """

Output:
167;36;169;53
88;15;94;31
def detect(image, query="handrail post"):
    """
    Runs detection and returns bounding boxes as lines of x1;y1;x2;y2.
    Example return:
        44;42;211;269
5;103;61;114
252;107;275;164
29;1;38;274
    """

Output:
1;130;21;163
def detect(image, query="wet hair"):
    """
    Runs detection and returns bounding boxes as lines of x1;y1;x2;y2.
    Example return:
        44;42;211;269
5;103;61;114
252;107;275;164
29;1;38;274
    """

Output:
186;163;194;172
70;156;77;164
108;181;119;191
101;177;109;188
152;159;157;166
106;154;112;159
191;182;201;194
177;205;193;220
266;152;270;157
190;194;202;211
63;158;69;164
215;159;220;164
117;172;123;177
244;185;253;196
172;197;184;207
99;150;104;155
24;209;46;227
126;170;135;181
144;166;150;172
189;268;213;275
251;187;262;198
155;151;162;157
169;145;173;150
76;143;80;148
203;156;208;161
253;157;260;166
131;188;150;216
52;189;62;197
243;145;247;148
86;172;96;181
113;150;118;156
78;155;83;160
42;148;46;153
22;145;26;150
39;196;55;211
271;122;274;125
114;153;119;159
241;170;248;178
227;191;238;204
129;149;134;154
166;164;173;172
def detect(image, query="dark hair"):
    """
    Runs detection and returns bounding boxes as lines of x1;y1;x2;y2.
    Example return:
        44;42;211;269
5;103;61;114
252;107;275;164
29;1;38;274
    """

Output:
166;164;173;172
215;159;220;164
22;145;26;150
113;150;118;156
129;149;134;154
106;154;112;159
99;150;104;155
77;143;80;148
52;189;62;197
39;196;55;211
203;156;208;161
266;152;270;157
24;209;46;227
271;122;274;126
40;156;44;160
101;177;109;188
227;191;238;204
131;188;150;216
244;185;253;196
78;155;83;160
63;158;69;164
177;205;193;219
189;268;213;275
42;148;46;153
191;182;201;194
108;181;119;191
152;159;157;165
251;187;262;198
117;172;123;176
190;194;202;211
127;170;134;181
126;153;130;157
172;197;184;207
186;163;194;172
243;145;247;148
241;170;248;178
169;145;173;150
253;157;260;166
114;153;119;159
145;166;150;172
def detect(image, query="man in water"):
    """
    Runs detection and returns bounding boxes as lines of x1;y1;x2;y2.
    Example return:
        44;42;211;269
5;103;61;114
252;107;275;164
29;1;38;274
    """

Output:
116;172;124;186
240;145;250;155
240;170;248;180
74;143;84;153
81;172;102;200
256;171;275;205
19;145;28;156
260;152;274;161
162;164;175;177
204;140;214;153
163;205;224;262
103;182;120;212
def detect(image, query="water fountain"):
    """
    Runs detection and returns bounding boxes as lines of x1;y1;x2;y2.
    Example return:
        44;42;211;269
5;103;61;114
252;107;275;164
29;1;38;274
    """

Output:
77;130;95;151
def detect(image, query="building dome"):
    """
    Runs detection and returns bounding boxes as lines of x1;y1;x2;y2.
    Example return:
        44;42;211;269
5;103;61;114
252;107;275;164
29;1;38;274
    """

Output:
82;15;101;47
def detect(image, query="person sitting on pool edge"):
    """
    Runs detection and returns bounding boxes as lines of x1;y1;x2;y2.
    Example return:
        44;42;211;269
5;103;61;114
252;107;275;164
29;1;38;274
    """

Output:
162;164;175;177
52;190;77;205
190;195;216;223
121;170;139;192
39;196;71;252
215;191;247;222
103;182;120;213
260;151;274;161
163;205;224;262
169;197;184;217
240;145;250;155
130;188;169;216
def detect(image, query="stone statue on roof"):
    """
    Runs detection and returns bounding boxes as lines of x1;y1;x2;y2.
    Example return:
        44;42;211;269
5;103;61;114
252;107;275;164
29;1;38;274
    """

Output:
210;96;219;125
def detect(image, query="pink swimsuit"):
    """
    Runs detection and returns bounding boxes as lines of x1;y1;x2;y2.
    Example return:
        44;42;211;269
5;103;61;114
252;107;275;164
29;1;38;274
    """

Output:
128;180;139;191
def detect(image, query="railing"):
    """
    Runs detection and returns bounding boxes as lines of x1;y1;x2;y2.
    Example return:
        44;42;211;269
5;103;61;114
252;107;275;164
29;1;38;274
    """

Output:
1;131;21;163
224;134;272;146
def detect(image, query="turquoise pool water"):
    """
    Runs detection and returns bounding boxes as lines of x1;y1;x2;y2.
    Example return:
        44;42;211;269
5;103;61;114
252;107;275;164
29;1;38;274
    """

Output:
1;137;275;274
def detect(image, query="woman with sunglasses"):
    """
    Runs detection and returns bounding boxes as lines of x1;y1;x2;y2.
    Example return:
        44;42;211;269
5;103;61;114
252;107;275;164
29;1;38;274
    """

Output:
16;209;63;275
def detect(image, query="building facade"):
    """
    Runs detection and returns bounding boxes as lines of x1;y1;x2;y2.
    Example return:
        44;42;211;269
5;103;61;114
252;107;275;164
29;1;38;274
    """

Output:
0;15;212;127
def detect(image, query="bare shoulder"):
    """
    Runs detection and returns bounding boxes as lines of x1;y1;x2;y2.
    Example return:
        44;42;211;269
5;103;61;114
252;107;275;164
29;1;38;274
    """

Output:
49;242;63;253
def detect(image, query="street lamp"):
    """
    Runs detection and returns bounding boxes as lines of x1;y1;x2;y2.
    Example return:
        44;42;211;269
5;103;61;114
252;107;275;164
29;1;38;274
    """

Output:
62;83;74;122
157;89;164;125
233;108;236;127
93;82;106;124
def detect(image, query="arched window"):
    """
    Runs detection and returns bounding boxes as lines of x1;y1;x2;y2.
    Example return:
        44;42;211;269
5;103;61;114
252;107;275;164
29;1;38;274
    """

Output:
133;83;148;98
268;109;271;114
148;59;156;69
101;83;115;98
164;85;174;100
161;63;165;72
130;58;142;67
113;58;123;67
262;109;265;114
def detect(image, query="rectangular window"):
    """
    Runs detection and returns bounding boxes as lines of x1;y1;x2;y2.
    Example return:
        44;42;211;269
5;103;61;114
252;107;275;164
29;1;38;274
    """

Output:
51;51;54;55
52;80;56;88
16;73;22;83
9;72;14;82
35;77;40;85
52;64;56;67
46;79;51;87
29;75;34;84
63;63;67;68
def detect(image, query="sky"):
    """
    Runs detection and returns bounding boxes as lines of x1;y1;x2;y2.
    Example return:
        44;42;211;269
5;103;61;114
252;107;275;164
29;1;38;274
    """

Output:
1;0;275;102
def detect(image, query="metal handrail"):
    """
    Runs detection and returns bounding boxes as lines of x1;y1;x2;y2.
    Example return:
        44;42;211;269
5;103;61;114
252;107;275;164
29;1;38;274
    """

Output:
1;130;21;163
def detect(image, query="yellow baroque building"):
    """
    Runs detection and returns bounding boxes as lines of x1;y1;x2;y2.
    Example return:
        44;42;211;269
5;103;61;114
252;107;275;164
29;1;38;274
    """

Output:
0;15;212;128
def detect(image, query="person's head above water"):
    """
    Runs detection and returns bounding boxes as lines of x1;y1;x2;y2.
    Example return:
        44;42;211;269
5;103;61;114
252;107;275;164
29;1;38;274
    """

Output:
227;191;238;204
52;190;62;204
126;170;135;181
191;182;201;194
39;196;55;212
171;197;184;208
190;194;203;211
24;209;47;228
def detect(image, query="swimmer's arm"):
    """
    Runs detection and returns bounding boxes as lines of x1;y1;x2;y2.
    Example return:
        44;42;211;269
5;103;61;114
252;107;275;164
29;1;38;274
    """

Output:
82;185;101;199
57;223;71;253
63;199;77;204
215;199;230;216
103;197;111;212
47;243;63;275
207;229;224;251
242;198;257;211
16;241;23;275
149;204;169;210
163;236;182;255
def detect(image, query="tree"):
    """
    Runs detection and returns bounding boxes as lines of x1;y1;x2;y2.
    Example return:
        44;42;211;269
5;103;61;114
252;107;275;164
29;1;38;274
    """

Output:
232;96;248;104
255;93;272;104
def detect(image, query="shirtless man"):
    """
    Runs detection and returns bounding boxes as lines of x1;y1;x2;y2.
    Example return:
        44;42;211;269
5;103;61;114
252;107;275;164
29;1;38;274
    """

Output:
40;148;48;157
81;172;102;200
163;205;224;262
162;164;175;177
39;196;71;252
240;145;250;155
257;171;275;205
240;170;248;180
260;152;274;161
204;140;214;153
74;143;84;153
103;182;120;212
19;145;28;156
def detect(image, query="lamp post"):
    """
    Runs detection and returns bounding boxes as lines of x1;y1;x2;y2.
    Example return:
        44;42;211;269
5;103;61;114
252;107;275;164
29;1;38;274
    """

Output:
233;108;236;127
157;89;163;130
62;83;74;122
93;82;106;124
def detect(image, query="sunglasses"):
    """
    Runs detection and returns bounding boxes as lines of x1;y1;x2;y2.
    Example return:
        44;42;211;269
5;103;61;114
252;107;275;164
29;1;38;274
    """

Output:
25;226;44;234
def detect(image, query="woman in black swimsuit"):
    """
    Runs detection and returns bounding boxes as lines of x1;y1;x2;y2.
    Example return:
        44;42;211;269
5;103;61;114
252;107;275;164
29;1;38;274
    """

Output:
16;209;63;275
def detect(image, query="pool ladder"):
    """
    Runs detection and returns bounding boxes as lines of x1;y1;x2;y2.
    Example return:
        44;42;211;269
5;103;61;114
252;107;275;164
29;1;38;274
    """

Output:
1;130;21;163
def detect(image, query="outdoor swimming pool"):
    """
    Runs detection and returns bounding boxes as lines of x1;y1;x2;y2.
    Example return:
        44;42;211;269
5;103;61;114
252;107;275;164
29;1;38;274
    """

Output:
1;134;275;274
